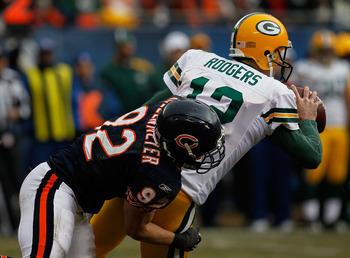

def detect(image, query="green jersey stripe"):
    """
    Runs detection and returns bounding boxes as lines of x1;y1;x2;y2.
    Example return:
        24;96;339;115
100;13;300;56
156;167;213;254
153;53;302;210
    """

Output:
167;70;178;86
261;107;298;118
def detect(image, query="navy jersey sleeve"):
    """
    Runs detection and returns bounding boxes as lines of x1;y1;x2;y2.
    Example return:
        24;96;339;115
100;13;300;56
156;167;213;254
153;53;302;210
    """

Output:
125;161;181;212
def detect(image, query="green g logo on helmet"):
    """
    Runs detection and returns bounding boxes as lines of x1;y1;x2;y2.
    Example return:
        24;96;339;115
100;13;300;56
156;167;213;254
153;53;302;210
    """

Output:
256;20;281;36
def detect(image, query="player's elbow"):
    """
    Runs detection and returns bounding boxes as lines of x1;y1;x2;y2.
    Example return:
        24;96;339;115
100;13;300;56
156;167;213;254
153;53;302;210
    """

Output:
303;160;320;169
296;143;323;169
301;154;322;169
125;227;138;239
125;225;145;241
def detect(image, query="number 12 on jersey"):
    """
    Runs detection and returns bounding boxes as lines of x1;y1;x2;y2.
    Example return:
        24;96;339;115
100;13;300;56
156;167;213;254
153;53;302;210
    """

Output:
187;76;243;124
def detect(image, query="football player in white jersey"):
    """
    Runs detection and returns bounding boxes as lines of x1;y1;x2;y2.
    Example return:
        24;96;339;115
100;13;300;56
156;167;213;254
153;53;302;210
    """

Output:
91;12;323;258
295;29;350;230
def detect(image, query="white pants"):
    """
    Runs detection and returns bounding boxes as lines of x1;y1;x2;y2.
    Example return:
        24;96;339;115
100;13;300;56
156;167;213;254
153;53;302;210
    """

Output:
18;162;95;258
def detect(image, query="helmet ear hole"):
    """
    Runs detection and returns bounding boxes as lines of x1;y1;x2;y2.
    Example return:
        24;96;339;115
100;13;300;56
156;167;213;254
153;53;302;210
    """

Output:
264;50;270;56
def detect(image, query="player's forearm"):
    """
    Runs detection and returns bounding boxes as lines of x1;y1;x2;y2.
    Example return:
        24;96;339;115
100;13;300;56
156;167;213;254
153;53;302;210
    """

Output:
126;222;175;245
127;223;201;252
272;120;323;169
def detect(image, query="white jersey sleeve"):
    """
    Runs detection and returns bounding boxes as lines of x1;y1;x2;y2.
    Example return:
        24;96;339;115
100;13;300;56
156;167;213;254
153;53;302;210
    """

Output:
163;49;300;205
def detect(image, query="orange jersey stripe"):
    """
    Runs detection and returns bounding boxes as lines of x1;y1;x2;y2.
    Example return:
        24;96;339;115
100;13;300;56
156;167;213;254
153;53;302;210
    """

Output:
171;66;180;80
37;173;58;258
264;113;299;123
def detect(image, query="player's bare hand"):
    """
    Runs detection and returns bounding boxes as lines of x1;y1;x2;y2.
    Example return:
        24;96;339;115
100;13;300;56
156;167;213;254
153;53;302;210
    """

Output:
291;85;323;122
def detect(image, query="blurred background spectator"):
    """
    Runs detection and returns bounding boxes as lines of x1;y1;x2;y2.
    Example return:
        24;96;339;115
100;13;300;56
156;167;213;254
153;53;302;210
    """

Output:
190;32;212;51
168;0;222;28
0;46;30;236
335;31;350;227
24;38;75;172
72;51;121;135
99;29;154;114
149;31;190;94
56;0;102;29
294;29;350;232
99;0;140;29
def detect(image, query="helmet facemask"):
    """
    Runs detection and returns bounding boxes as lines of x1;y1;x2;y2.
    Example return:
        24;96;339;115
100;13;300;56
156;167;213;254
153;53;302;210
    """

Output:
191;129;225;174
267;44;293;83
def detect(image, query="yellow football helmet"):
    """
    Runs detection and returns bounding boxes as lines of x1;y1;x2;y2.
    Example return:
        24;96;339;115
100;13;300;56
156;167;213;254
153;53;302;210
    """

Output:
229;12;293;82
308;29;337;64
309;29;336;53
335;31;350;58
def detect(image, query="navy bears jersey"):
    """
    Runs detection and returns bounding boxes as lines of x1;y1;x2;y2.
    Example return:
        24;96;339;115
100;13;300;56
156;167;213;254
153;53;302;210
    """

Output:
48;96;182;213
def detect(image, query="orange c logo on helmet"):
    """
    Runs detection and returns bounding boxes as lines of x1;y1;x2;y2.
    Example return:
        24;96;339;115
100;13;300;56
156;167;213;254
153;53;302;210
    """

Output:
175;134;199;149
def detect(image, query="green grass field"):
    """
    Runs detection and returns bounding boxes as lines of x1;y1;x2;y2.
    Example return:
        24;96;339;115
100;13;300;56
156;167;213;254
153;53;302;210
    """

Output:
2;227;350;258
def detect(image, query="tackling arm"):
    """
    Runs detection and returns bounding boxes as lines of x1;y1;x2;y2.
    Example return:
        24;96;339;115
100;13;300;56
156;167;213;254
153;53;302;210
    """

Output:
123;201;175;245
123;201;201;251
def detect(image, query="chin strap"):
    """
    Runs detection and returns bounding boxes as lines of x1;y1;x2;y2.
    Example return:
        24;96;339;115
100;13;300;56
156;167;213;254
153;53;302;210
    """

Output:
184;143;196;158
267;53;274;77
162;141;174;160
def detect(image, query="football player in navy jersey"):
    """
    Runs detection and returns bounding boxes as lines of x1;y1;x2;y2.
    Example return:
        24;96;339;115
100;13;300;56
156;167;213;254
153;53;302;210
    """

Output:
18;96;225;258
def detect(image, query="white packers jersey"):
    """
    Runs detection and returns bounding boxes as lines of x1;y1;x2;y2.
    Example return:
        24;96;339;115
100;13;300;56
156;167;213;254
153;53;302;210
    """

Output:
164;49;299;205
294;58;350;128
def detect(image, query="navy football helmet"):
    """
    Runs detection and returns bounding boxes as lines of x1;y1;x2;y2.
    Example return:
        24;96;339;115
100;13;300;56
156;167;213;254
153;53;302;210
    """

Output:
155;98;225;174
